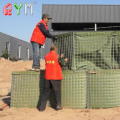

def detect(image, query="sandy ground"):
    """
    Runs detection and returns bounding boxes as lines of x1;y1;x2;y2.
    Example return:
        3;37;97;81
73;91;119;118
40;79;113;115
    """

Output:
0;58;120;120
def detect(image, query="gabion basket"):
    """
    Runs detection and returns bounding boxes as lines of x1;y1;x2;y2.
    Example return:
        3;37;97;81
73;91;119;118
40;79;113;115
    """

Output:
61;70;86;108
88;70;120;108
11;71;45;108
54;31;120;70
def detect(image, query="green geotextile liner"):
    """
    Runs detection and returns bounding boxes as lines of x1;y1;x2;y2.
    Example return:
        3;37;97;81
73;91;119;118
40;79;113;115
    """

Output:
11;70;87;108
11;71;45;108
73;32;116;70
61;70;87;108
55;31;120;70
88;70;120;108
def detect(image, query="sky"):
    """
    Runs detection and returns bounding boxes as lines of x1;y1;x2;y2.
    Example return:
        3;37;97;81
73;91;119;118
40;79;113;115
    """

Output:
0;0;120;43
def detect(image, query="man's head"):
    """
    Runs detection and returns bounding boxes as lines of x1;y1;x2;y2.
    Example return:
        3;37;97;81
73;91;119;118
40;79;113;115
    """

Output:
50;46;58;53
42;14;52;24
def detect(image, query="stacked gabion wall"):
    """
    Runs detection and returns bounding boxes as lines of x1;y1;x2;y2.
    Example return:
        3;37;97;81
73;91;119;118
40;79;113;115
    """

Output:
11;31;120;108
11;70;87;108
11;70;120;108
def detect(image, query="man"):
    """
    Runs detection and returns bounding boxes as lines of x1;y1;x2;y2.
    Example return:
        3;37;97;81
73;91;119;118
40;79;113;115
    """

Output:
30;14;57;71
38;46;68;111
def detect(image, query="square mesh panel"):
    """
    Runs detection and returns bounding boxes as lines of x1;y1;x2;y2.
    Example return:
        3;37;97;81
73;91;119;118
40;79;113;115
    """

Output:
88;70;120;108
11;70;87;109
11;71;45;108
62;70;87;109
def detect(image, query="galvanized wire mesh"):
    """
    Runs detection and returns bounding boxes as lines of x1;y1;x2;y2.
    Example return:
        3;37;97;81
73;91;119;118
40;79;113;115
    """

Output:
11;31;120;109
54;31;120;108
54;32;74;69
62;70;86;108
54;31;120;70
11;71;45;108
88;70;120;108
11;70;86;108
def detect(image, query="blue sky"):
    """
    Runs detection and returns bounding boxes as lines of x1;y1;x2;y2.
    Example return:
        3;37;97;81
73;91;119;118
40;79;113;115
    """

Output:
0;0;120;42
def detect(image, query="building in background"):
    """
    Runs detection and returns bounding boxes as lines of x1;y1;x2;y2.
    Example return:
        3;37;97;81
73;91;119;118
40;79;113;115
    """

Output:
42;4;120;56
0;32;32;60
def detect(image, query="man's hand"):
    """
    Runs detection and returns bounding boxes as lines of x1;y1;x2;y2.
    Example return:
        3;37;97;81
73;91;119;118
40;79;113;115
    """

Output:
64;58;68;62
60;54;68;62
58;53;68;67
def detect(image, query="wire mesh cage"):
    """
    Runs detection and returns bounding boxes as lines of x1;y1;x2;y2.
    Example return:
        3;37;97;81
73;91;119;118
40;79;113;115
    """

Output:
54;31;120;70
11;70;87;108
54;31;120;108
88;70;120;108
11;31;120;109
11;71;45;108
61;70;87;108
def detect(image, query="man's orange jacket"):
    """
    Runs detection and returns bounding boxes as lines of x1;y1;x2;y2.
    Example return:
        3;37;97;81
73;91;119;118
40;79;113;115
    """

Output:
45;51;63;80
30;20;47;45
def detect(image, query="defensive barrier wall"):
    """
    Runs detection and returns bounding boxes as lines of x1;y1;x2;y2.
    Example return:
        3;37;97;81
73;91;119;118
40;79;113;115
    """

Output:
11;31;120;108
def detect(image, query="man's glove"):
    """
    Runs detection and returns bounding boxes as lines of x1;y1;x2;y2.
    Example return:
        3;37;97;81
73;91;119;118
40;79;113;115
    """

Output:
53;35;58;42
58;57;68;67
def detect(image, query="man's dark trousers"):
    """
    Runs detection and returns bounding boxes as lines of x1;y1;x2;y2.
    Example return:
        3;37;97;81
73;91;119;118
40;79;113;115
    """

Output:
39;80;61;111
